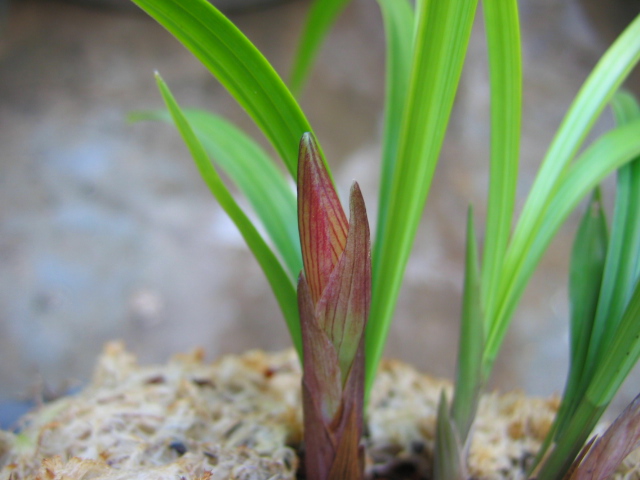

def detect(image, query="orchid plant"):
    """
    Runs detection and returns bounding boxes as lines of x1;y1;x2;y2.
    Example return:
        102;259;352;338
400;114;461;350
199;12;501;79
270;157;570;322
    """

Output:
130;0;640;478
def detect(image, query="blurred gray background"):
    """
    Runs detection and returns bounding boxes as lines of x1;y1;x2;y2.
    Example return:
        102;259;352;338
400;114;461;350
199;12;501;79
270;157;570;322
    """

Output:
1;0;639;423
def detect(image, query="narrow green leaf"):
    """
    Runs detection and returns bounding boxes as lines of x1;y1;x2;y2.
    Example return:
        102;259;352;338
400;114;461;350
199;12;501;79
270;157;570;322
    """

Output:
131;0;318;177
451;208;484;443
537;282;640;480
504;14;640;273
612;90;640;123
547;190;608;447
611;91;640;283
484;13;640;373
535;397;607;480
154;73;302;357
587;278;640;407
535;95;640;475
130;109;301;278
367;0;479;397
567;190;608;378
570;190;608;376
584;92;640;378
374;0;415;249
433;391;466;480
484;119;640;370
289;0;352;96
530;191;608;474
480;0;522;323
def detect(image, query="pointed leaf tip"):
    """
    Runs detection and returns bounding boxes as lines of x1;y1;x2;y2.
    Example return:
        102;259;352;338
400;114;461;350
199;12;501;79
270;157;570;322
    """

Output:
298;133;349;305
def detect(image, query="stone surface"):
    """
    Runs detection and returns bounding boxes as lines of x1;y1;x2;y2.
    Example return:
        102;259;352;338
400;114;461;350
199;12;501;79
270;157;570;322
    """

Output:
0;0;639;426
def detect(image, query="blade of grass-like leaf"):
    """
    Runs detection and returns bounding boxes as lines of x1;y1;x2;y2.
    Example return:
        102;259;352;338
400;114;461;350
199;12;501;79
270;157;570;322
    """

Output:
374;0;414;252
562;190;608;429
586;250;640;407
536;97;640;473
289;0;352;96
131;109;301;279
504;15;640;271
433;391;466;480
537;281;640;480
530;191;608;473
536;397;608;480
611;92;640;286
584;92;640;378
131;0;318;177
451;208;484;442
155;73;302;357
484;119;640;369
480;0;521;322
366;0;479;396
484;14;640;373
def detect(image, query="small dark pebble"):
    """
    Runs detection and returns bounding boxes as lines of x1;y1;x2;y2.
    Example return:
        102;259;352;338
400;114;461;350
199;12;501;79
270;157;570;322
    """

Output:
192;378;216;388
169;441;187;456
411;441;426;455
368;449;435;480
224;421;243;438
145;375;165;385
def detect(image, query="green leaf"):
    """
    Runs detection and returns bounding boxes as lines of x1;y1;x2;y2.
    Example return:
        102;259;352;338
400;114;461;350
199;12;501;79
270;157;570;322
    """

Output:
537;282;640;480
536;397;607;480
451;208;484;443
433;391;466;480
480;0;522;323
374;0;415;251
559;190;608;435
131;0;318;177
130;109;301;278
289;0;352;96
483;13;640;373
536;190;609;465
535;94;640;479
154;73;302;358
366;0;479;397
587;276;640;407
584;92;640;379
507;14;640;264
484;119;640;370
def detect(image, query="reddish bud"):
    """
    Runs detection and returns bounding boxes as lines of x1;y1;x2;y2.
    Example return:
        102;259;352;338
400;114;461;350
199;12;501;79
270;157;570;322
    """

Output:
297;132;371;480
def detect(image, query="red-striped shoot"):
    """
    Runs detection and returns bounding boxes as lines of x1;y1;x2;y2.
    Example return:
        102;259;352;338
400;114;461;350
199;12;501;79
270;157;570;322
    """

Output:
297;132;371;480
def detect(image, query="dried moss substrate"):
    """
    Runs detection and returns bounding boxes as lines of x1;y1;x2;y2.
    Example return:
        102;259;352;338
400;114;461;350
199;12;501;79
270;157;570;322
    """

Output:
0;343;638;480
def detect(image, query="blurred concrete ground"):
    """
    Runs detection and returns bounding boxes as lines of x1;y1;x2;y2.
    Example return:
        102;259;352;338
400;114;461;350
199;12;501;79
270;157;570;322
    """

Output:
0;0;639;425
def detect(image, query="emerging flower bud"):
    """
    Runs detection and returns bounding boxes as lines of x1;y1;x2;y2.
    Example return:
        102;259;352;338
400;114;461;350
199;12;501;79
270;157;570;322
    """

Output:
297;132;371;480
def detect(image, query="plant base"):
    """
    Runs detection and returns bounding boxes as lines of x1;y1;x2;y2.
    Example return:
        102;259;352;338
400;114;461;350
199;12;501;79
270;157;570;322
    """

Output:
1;344;638;480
